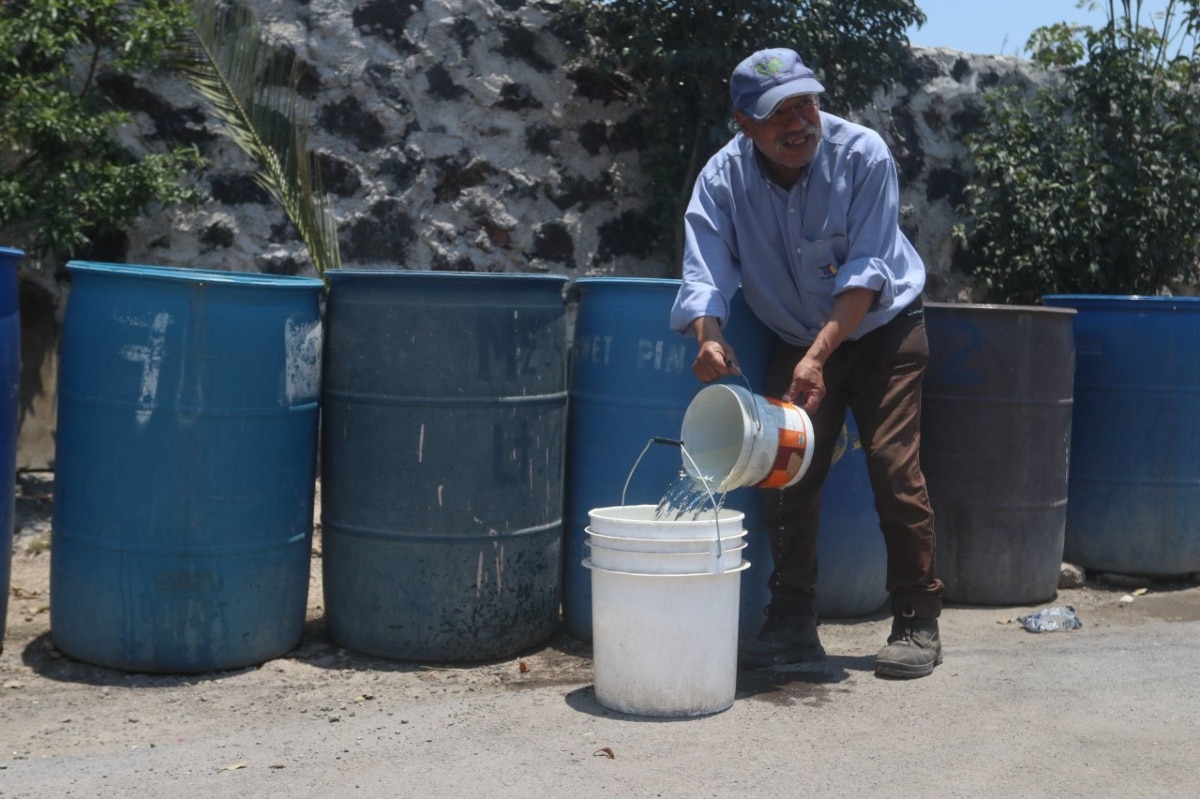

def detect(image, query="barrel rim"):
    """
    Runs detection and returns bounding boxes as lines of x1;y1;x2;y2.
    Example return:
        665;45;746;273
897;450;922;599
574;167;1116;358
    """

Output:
925;301;1076;316
326;268;567;285
1042;293;1200;309
0;246;25;259
66;260;325;288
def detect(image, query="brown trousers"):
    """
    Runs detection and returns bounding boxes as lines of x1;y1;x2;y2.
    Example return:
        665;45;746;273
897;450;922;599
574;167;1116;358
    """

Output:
760;300;944;619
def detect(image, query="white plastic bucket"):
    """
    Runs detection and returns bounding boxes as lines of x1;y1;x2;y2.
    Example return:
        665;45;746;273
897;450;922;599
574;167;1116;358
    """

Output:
585;538;747;574
584;527;747;553
680;384;815;492
588;504;745;541
586;559;749;717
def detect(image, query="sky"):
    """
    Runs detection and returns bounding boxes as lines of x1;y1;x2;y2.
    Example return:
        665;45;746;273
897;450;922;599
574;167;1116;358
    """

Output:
906;0;1174;57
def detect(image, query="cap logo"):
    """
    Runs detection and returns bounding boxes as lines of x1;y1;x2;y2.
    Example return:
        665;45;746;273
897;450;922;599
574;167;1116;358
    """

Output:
754;56;787;80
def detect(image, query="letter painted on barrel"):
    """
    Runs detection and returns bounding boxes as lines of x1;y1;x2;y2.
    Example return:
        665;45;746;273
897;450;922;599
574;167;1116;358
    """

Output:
636;338;689;373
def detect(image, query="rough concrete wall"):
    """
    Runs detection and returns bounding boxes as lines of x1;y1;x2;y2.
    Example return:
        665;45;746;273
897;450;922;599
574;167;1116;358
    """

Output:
9;0;1054;468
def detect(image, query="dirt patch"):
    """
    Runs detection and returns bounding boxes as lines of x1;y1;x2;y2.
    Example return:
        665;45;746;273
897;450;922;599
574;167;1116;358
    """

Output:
2;474;597;740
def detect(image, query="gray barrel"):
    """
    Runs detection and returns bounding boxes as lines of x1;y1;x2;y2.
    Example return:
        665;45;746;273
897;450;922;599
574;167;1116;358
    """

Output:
321;270;568;662
922;302;1076;604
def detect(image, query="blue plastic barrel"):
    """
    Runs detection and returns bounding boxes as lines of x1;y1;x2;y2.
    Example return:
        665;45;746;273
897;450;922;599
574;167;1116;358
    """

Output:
807;416;888;619
50;262;324;673
1042;294;1200;574
564;278;886;641
0;247;22;652
321;270;568;662
923;303;1075;604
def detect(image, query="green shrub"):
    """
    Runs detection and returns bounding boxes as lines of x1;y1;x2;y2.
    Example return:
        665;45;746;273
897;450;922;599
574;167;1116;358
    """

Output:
955;0;1200;303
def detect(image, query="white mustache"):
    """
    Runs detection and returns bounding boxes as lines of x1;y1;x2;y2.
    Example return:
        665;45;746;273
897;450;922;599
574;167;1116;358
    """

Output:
782;125;820;142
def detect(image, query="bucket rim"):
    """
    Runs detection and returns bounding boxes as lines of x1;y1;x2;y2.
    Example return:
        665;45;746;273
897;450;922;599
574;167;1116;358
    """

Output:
698;383;759;493
585;527;747;546
587;504;746;525
581;557;751;576
585;539;748;553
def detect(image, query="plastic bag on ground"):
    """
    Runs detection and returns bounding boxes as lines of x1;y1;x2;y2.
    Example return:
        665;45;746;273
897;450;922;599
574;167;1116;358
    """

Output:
1016;605;1082;633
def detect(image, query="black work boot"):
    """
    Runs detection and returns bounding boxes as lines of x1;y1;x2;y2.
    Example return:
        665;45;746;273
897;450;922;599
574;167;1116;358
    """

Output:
875;609;942;679
738;600;826;669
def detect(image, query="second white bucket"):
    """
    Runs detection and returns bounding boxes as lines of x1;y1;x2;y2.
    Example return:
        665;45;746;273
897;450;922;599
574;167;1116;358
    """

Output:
680;384;815;492
585;537;747;573
586;558;749;717
584;528;747;553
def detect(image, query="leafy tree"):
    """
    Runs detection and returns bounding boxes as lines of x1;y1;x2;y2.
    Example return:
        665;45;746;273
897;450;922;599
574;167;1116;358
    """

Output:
557;0;925;270
955;0;1200;303
0;0;203;270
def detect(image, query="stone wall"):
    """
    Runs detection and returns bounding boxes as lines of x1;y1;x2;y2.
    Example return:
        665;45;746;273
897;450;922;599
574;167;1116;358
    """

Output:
111;1;1048;287
11;0;1051;468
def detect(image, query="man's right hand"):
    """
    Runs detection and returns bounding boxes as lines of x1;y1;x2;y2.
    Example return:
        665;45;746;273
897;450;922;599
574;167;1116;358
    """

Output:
691;317;740;383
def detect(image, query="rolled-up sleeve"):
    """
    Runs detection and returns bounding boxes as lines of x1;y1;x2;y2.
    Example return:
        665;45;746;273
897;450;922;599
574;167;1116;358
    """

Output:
830;142;909;313
670;167;743;335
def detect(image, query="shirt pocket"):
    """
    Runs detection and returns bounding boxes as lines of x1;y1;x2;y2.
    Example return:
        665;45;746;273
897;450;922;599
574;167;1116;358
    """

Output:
797;234;849;288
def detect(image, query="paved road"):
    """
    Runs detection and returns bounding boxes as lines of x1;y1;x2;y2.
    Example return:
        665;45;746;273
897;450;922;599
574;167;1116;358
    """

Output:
3;577;1198;798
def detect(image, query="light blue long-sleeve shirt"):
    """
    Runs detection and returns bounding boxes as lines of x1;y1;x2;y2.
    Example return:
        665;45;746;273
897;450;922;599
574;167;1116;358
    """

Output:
670;112;925;345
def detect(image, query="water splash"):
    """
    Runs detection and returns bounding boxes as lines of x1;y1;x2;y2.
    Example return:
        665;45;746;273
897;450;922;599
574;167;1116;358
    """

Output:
654;469;727;521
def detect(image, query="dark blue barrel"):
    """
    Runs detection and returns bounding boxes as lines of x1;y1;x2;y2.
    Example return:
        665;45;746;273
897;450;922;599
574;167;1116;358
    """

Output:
923;303;1076;604
564;278;886;641
0;247;21;652
1042;295;1200;574
321;270;568;662
50;261;324;673
809;416;888;618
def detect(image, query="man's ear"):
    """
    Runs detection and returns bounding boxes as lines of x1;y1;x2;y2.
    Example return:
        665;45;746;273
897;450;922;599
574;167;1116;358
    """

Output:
732;111;752;136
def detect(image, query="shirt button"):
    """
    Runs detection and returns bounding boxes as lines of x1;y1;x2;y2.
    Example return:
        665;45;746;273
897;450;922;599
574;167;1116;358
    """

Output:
795;247;803;255
789;207;796;213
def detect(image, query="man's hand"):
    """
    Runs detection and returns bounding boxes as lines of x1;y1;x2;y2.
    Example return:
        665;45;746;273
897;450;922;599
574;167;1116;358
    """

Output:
690;317;740;383
782;287;879;413
784;354;825;414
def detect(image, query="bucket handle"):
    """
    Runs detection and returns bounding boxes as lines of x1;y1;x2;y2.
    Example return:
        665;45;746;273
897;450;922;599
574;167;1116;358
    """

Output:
621;436;726;557
730;369;763;434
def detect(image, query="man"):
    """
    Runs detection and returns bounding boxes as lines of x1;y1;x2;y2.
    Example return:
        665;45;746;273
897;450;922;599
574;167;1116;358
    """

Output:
670;47;944;679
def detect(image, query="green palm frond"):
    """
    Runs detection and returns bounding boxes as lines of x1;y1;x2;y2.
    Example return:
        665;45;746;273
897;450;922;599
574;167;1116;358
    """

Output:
175;0;340;278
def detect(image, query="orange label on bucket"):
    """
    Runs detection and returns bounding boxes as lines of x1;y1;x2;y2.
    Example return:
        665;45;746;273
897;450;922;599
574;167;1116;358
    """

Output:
757;424;809;488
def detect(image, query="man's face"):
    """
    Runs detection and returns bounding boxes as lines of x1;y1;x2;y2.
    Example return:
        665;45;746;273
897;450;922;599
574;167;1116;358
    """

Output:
735;93;823;180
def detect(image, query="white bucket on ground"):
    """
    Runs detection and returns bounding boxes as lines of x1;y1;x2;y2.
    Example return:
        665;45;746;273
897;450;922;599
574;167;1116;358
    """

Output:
585;538;747;574
680;384;815;492
584;527;747;553
588;505;745;541
585;558;749;717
